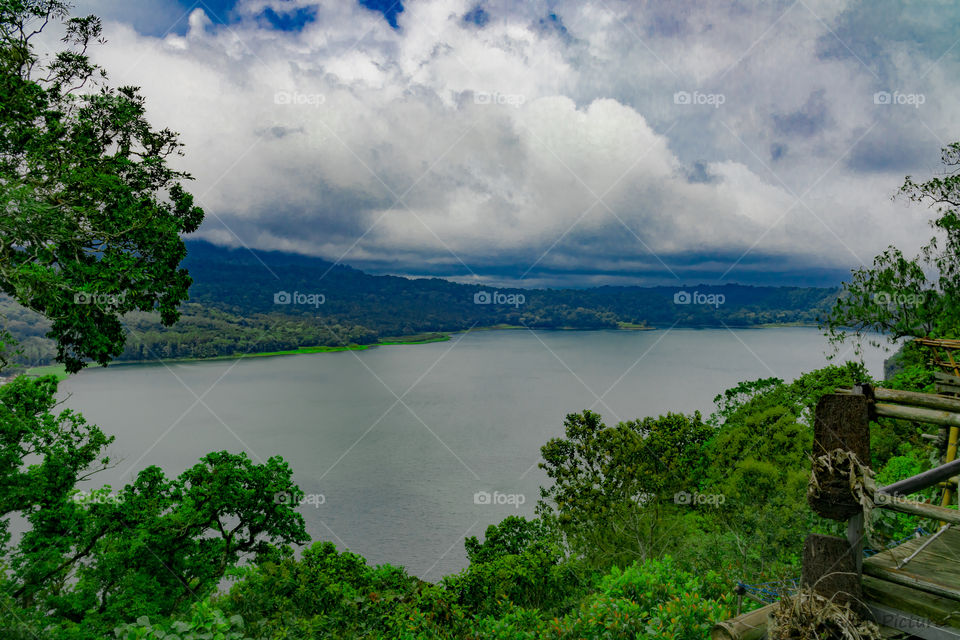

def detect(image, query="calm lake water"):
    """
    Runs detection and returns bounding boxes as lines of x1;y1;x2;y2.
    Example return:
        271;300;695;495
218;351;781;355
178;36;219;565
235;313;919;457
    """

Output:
58;327;887;577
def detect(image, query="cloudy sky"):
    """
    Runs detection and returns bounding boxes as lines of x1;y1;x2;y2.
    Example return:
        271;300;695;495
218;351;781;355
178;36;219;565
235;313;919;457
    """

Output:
66;0;960;287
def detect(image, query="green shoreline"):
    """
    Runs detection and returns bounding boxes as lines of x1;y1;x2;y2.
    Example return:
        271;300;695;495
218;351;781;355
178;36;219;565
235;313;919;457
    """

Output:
23;332;452;380
22;323;820;380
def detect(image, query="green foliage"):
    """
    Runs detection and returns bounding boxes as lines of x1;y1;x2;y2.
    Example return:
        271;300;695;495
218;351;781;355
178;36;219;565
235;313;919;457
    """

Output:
866;343;933;466
823;141;960;349
884;340;938;393
538;410;713;567
477;558;733;640
220;541;429;639
215;546;732;640
464;516;557;565
446;517;582;618
700;363;878;575
113;599;255;640
0;373;308;638
709;376;784;427
0;373;113;557
0;0;204;372
871;447;936;546
48;452;308;630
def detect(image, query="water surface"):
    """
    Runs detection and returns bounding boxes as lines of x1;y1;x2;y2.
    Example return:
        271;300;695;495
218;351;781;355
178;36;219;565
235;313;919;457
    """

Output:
58;327;887;577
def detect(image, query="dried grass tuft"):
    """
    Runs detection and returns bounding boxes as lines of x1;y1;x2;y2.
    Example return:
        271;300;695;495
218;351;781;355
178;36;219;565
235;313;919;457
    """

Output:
769;589;881;640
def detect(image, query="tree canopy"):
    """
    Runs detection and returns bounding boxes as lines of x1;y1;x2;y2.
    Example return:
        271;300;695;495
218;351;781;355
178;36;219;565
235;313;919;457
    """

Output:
0;0;204;372
823;141;960;348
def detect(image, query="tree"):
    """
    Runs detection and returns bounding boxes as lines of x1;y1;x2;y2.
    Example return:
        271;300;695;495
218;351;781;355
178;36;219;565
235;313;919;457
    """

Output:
0;371;308;635
538;410;712;567
27;453;308;628
0;5;311;637
0;0;204;372
823;141;960;350
698;363;877;575
446;516;578;618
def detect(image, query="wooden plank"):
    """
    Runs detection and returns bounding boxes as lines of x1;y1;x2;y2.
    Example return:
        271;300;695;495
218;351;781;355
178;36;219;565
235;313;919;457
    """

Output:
863;576;960;630
874;403;960;428
848;513;865;574
880;458;960;496
864;563;960;601
863;527;960;599
873;491;960;527
861;388;960;413
935;372;960;395
711;603;775;640
916;338;960;350
867;602;960;640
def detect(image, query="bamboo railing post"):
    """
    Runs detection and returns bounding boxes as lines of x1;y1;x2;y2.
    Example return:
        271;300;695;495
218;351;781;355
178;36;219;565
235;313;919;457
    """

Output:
711;604;777;640
941;425;959;510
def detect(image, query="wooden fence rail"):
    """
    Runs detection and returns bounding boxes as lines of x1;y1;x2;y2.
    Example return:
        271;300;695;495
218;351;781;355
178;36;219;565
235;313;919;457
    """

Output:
712;384;960;640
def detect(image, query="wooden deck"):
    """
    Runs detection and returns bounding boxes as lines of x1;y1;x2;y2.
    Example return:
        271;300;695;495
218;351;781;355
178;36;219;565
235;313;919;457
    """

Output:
862;528;960;635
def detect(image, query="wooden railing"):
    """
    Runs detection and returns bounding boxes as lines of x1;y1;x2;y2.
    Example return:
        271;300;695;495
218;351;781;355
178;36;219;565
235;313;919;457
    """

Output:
914;338;960;508
712;383;960;640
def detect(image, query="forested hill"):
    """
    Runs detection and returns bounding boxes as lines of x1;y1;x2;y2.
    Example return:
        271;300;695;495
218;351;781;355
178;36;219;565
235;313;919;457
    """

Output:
182;240;836;330
4;240;839;366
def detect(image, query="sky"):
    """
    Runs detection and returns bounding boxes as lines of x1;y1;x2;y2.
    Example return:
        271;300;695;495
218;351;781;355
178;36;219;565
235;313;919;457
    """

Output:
64;0;960;288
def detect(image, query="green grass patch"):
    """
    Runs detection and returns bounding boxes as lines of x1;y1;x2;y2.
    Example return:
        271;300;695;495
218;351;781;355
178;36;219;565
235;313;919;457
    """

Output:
617;322;654;330
24;364;69;381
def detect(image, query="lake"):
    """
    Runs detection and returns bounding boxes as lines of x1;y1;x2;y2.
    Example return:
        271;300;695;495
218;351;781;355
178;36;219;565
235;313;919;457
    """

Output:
58;327;888;577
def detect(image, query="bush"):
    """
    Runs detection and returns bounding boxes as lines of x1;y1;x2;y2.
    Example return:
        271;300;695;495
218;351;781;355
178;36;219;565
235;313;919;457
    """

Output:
113;600;254;640
545;558;733;640
220;541;421;639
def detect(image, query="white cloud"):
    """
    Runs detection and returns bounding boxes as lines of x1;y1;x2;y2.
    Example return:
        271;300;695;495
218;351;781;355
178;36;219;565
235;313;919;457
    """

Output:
69;0;960;285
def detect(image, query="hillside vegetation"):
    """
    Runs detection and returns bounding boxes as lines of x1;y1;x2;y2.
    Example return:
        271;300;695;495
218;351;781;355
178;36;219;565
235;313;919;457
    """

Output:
1;241;838;368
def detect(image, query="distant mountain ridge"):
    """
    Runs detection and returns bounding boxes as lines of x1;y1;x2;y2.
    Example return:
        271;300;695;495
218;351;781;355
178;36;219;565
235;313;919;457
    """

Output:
3;240;840;367
181;240;837;332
